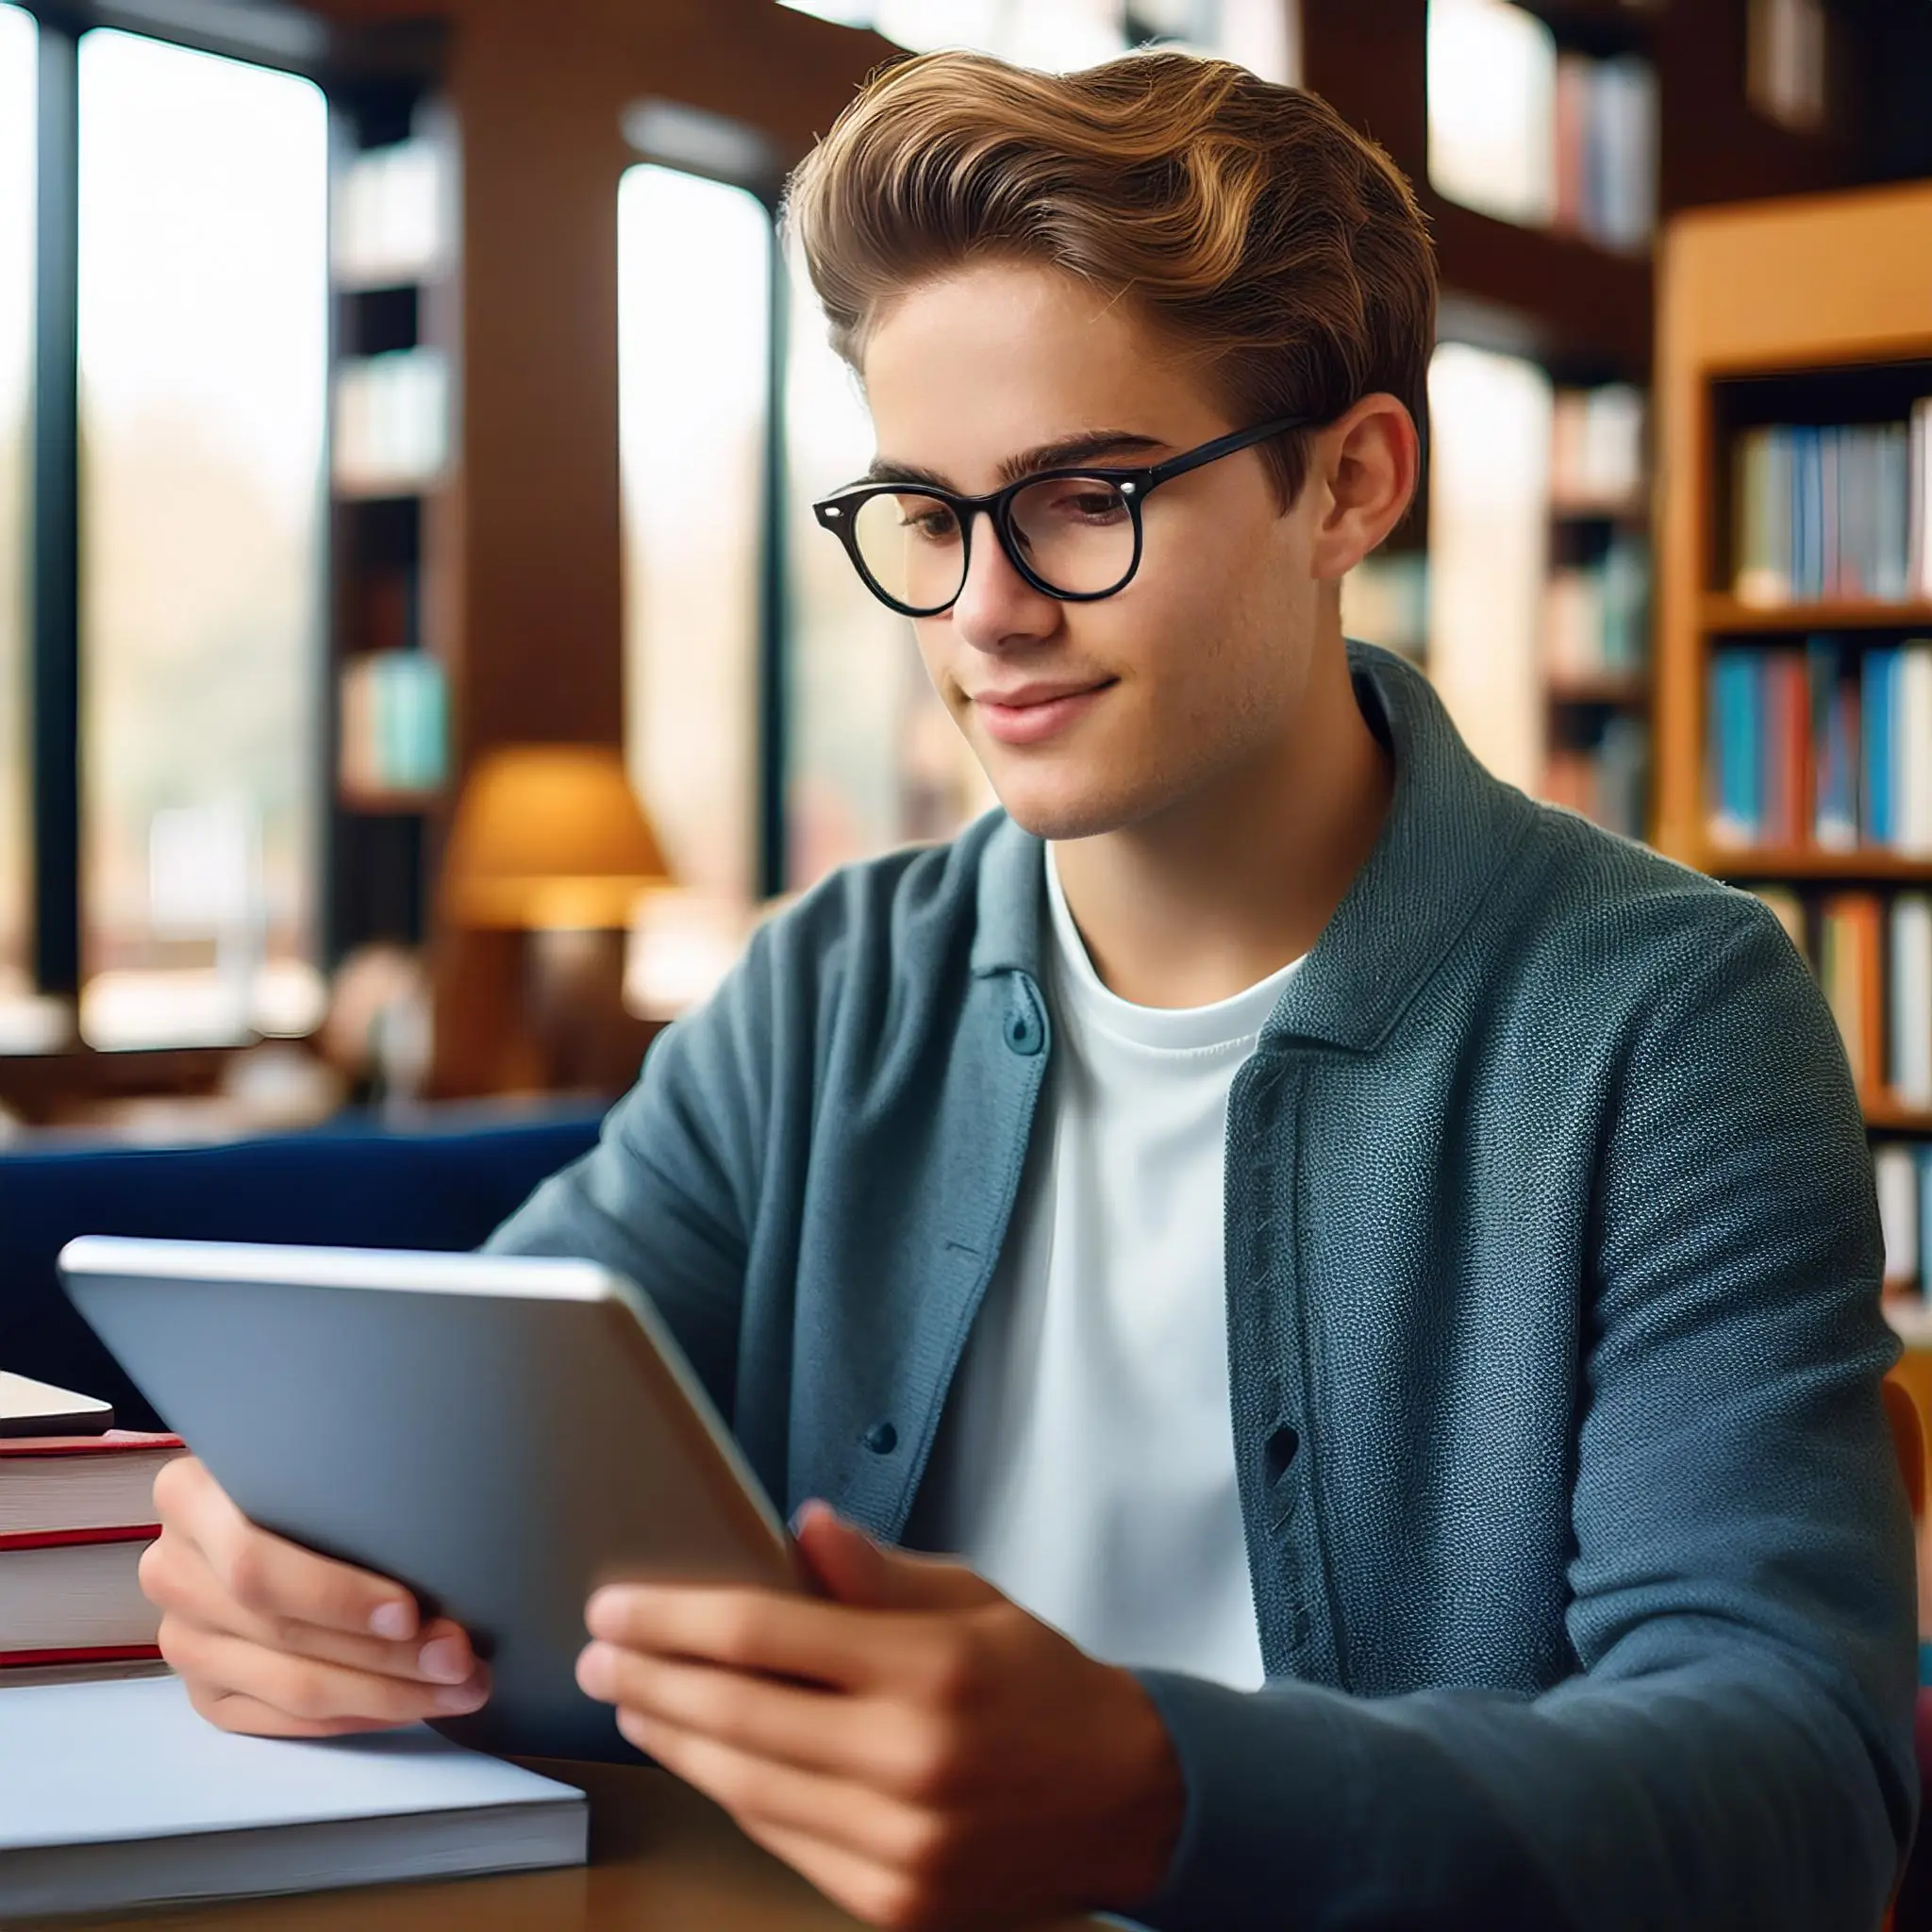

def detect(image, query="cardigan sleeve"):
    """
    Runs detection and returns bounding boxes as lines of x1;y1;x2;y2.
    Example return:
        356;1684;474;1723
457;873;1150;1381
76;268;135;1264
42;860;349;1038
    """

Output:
479;919;782;1420
1129;899;1918;1932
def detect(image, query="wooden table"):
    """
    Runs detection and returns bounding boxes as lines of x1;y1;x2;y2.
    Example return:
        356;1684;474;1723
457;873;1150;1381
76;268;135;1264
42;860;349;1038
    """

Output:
31;1761;1107;1930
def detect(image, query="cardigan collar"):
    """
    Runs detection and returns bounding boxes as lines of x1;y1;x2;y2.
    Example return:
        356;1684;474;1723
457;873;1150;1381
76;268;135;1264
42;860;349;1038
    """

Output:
967;640;1536;1054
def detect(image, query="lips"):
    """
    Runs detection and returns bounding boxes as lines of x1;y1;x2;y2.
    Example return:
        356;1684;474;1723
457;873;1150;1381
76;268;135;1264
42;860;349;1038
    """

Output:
973;676;1117;748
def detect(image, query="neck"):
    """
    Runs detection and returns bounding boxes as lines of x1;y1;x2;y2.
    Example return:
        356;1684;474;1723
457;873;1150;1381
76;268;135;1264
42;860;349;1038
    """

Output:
1050;625;1392;1009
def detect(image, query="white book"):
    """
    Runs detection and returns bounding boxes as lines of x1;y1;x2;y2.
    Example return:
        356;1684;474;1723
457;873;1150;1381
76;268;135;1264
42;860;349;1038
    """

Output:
1876;1144;1921;1291
1895;894;1932;1109
1913;400;1931;600
1898;643;1932;857
0;1674;586;1919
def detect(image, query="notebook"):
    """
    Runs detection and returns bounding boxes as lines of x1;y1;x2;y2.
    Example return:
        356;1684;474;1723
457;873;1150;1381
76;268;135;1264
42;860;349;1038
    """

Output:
0;1370;112;1439
0;1673;588;1917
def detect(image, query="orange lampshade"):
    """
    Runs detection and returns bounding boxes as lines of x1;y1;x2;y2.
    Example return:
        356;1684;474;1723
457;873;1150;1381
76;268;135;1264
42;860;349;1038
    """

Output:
441;744;671;930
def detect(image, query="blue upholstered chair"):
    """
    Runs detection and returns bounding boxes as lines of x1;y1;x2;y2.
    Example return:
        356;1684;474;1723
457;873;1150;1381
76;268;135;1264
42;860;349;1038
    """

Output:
0;1108;602;1433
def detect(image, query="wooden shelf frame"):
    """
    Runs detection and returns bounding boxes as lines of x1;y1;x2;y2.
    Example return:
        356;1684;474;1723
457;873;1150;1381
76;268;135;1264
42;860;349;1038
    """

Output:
1700;596;1932;635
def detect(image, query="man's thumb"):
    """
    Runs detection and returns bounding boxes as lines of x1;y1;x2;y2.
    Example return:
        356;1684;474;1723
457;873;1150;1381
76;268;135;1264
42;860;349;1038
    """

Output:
791;1500;1000;1612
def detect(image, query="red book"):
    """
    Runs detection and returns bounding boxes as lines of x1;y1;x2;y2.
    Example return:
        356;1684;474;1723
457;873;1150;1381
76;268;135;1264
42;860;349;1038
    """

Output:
0;1523;162;1660
0;1430;185;1541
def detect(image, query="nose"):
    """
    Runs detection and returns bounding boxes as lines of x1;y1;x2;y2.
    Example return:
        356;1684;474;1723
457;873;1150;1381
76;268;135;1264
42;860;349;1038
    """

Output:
949;508;1060;653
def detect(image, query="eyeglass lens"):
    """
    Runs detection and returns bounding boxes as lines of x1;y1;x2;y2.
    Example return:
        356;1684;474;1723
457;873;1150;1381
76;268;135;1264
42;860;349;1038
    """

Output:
850;476;1138;611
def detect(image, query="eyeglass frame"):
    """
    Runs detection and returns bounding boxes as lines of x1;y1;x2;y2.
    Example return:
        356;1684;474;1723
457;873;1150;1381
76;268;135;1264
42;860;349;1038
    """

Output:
810;410;1317;618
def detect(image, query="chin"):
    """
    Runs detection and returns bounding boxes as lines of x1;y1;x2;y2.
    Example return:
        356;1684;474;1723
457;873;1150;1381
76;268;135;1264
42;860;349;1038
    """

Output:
981;765;1156;842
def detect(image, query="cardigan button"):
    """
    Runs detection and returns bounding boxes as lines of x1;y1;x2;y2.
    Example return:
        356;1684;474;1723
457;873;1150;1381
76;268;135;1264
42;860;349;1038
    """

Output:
1003;986;1045;1056
863;1420;898;1456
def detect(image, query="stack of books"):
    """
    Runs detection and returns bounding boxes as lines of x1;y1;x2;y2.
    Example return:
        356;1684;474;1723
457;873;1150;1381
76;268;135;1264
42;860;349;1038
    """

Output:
0;1372;184;1685
1752;888;1932;1108
1732;405;1930;607
1707;639;1932;852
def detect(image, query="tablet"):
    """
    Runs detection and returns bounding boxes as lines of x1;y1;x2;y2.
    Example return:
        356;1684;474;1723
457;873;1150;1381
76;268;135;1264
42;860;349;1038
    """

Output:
58;1236;798;1762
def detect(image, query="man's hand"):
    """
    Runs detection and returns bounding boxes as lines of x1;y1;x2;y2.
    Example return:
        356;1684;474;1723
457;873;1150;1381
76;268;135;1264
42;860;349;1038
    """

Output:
142;1456;491;1737
575;1501;1186;1932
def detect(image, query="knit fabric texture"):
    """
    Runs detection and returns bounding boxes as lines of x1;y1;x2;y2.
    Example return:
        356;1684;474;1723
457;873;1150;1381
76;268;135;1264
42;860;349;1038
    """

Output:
487;640;1917;1930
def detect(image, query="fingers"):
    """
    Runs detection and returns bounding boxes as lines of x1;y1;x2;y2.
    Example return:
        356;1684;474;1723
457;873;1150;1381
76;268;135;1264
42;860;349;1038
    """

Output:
584;1582;967;1693
613;1707;933;1877
577;1642;919;1786
157;1457;421;1641
792;1505;1001;1614
141;1534;479;1688
147;1455;488;1738
169;1627;488;1737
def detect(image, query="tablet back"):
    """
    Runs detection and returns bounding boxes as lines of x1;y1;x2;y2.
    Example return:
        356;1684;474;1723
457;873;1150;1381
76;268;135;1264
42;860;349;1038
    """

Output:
58;1238;794;1761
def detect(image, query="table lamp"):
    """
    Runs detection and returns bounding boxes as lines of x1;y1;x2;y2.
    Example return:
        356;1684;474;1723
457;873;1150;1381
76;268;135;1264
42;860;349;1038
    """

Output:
441;744;671;1091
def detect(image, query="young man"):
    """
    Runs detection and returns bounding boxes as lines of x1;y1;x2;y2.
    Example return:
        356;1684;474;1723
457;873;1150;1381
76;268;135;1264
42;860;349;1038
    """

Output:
143;48;1914;1932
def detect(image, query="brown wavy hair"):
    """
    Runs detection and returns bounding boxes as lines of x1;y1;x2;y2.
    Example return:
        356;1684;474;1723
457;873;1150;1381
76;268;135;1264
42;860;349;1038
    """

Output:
781;47;1436;508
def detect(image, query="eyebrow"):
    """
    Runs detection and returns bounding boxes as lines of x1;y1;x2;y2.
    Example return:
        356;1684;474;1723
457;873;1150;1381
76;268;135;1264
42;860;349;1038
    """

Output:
858;427;1173;492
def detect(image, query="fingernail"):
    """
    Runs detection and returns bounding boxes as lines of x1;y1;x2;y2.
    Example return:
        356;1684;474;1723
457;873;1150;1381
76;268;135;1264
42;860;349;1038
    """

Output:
436;1674;490;1714
418;1636;470;1684
369;1601;412;1641
787;1498;824;1537
577;1641;611;1697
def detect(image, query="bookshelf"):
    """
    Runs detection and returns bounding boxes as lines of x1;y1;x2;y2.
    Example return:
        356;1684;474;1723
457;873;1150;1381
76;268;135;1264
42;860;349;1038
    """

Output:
1654;181;1932;1305
324;72;456;967
1541;379;1651;839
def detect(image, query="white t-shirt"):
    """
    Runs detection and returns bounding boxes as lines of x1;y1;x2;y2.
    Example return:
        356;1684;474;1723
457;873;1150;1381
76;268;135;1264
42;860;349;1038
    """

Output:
909;849;1303;1690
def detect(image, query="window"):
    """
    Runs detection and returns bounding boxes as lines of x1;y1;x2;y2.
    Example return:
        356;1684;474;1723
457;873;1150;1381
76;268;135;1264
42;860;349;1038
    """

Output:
0;3;32;1015
1426;341;1552;793
617;163;768;905
75;31;328;1046
775;0;1297;79
783;231;992;890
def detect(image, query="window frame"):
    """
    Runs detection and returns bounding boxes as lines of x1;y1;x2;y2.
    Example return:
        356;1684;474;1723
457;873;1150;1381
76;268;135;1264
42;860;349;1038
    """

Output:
7;3;432;1055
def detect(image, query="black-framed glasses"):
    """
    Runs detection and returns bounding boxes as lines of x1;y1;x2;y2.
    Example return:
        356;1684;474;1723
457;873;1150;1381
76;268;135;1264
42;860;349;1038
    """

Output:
811;412;1313;618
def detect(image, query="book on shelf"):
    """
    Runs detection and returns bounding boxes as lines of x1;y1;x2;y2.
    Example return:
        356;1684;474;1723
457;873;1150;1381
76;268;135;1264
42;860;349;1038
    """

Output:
0;1674;587;1920
339;651;449;800
1541;716;1647;842
1733;407;1926;608
1707;638;1932;854
1751;886;1932;1108
1543;536;1648;681
1427;0;1654;248
331;134;450;291
1551;384;1646;510
1877;1144;1932;1312
333;348;449;496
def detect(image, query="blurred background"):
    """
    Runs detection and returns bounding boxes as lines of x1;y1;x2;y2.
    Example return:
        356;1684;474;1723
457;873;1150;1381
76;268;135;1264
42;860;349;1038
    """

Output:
0;0;1927;1149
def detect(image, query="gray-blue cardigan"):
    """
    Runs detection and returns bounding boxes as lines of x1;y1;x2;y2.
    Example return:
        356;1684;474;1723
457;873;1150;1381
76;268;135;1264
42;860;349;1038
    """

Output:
487;641;1916;1929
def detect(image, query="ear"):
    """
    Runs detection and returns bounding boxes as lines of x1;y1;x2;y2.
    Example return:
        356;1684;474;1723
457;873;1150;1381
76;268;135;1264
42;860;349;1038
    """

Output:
1306;392;1421;582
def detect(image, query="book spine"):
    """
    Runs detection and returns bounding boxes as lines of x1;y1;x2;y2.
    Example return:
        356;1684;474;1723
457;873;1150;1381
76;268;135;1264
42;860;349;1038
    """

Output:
0;1643;163;1669
0;1524;160;1555
1865;649;1897;847
1878;1143;1921;1291
1892;892;1932;1109
1899;642;1932;858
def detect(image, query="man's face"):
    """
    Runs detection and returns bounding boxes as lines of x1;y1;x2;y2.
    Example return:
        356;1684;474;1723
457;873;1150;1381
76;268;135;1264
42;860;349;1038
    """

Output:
858;258;1326;841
